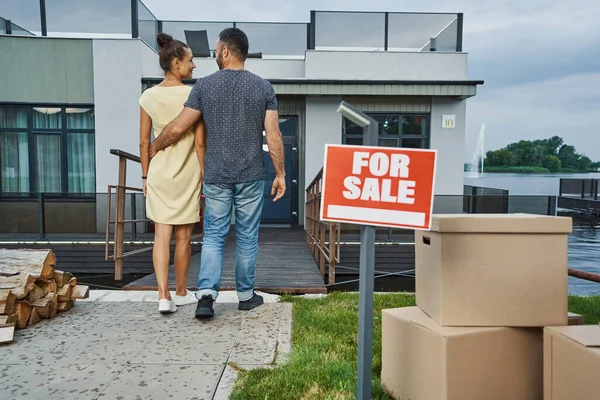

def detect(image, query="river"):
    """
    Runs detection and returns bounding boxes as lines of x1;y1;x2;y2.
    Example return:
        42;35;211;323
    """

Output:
464;173;600;295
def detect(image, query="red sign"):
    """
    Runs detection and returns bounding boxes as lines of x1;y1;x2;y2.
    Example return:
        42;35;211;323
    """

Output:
320;144;437;230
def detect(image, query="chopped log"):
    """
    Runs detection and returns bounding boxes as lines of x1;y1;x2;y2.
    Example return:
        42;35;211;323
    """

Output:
72;285;89;300
0;274;36;299
0;314;17;324
57;284;72;303
68;277;77;287
32;293;55;319
0;249;56;280
37;279;57;294
27;308;41;327
57;299;75;312
0;323;15;344
15;301;32;329
0;289;16;315
53;270;73;288
25;284;46;303
49;295;58;318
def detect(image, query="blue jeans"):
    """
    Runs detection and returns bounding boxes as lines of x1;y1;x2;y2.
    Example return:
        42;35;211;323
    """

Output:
197;180;264;301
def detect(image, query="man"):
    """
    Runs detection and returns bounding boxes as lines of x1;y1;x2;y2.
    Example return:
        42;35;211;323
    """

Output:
149;27;286;319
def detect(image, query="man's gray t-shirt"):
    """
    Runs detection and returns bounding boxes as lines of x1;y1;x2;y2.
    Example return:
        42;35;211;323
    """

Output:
184;69;278;184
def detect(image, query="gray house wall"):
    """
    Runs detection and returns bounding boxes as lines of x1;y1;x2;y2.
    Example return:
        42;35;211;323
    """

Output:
0;36;94;103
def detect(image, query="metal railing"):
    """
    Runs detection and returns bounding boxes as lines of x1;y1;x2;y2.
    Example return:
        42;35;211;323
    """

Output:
305;167;340;284
559;178;599;200
304;169;600;287
1;1;464;55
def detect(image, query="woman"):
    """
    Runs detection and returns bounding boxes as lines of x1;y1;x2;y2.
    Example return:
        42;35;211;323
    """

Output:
139;33;205;313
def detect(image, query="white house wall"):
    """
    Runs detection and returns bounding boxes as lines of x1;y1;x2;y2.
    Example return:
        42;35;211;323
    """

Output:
304;96;343;187
430;97;466;196
305;51;468;81
191;58;305;80
302;95;466;202
92;39;160;233
93;39;160;193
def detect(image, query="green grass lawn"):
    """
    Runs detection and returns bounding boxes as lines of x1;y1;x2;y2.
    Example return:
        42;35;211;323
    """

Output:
230;292;600;400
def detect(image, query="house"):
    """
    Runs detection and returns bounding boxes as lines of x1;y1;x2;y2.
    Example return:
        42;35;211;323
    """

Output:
0;1;482;238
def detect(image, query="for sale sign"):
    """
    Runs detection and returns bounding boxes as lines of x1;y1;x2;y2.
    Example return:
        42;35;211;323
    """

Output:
320;144;437;230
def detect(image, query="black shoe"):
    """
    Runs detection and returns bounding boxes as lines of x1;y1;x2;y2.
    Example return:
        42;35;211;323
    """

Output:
195;295;214;319
238;292;264;311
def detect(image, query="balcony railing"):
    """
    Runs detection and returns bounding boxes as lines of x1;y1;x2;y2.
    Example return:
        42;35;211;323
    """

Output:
0;1;464;57
311;11;462;52
1;16;35;36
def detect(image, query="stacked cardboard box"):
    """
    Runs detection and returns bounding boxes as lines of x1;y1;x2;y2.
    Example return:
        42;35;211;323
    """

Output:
382;214;600;400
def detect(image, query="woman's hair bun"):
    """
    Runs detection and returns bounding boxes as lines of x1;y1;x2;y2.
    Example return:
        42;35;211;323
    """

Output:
157;33;174;49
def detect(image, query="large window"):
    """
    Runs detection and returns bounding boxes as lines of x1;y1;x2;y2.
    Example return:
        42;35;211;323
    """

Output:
342;113;429;148
0;105;95;195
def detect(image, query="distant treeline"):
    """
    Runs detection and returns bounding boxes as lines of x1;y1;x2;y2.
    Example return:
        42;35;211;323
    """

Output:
465;136;600;174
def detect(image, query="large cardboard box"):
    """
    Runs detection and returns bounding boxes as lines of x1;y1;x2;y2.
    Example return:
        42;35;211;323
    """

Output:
415;214;572;327
567;312;585;325
544;325;600;400
382;307;543;400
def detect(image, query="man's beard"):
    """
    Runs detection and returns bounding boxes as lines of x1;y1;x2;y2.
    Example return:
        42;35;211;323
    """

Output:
216;53;224;70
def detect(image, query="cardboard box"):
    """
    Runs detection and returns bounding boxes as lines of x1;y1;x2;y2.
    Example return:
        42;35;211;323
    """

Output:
543;325;600;400
382;307;543;400
415;214;572;327
568;312;585;325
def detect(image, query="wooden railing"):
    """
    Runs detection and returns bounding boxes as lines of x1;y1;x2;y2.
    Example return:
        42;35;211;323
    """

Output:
305;168;340;284
104;149;203;280
104;149;149;280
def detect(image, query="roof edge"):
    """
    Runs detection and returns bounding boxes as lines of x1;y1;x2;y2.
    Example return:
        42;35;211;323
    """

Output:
141;77;484;86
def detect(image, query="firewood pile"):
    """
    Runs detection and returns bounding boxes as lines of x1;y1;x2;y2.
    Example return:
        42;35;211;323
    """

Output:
0;249;89;344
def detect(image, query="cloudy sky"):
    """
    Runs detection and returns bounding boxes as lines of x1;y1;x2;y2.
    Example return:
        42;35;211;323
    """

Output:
142;0;600;162
3;0;599;161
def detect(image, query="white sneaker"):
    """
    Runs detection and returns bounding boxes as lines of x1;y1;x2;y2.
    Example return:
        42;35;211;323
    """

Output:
173;290;197;306
158;299;177;314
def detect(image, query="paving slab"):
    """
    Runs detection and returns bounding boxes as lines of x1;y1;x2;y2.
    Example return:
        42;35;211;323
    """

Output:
98;364;224;400
80;290;281;304
0;295;293;400
0;363;121;400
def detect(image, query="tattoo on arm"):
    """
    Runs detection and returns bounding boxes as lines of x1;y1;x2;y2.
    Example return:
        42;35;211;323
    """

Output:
150;107;202;155
194;119;206;180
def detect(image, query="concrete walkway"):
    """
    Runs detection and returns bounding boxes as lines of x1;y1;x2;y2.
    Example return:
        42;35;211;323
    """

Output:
0;291;292;400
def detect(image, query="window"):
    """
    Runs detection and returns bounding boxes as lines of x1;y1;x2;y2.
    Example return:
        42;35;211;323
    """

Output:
342;113;429;149
0;105;95;195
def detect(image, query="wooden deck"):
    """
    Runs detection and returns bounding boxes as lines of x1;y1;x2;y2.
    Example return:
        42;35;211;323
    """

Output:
558;196;600;216
124;227;327;294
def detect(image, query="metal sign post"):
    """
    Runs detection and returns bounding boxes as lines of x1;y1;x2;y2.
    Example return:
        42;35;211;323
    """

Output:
335;101;379;400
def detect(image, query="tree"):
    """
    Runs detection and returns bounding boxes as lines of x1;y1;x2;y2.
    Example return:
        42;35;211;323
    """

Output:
547;136;564;156
576;155;592;172
558;145;578;170
542;155;562;172
486;149;516;167
484;137;599;173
